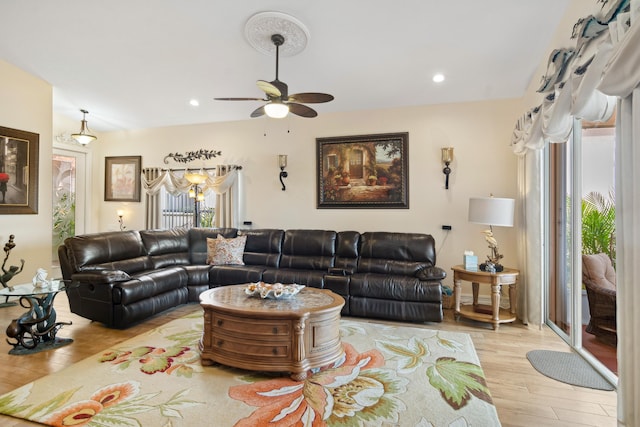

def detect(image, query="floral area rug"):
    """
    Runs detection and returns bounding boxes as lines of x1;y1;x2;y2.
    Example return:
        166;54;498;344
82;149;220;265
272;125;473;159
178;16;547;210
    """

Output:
0;312;501;426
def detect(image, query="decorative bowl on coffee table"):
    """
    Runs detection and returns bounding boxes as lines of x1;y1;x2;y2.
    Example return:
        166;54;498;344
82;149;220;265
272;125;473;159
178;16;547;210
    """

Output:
245;282;305;299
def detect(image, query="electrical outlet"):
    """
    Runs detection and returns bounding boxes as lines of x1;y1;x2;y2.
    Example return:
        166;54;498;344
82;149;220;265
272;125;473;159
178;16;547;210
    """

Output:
442;225;452;230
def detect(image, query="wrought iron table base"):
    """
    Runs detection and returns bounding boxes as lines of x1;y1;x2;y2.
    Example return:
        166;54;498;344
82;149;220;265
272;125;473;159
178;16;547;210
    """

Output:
6;293;72;353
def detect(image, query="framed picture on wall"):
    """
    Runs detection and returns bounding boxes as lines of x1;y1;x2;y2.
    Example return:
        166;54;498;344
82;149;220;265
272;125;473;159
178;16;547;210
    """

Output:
0;126;39;214
104;156;142;202
316;132;409;209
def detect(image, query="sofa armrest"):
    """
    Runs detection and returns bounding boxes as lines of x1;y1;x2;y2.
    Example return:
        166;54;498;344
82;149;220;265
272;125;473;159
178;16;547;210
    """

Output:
71;270;131;284
415;266;446;281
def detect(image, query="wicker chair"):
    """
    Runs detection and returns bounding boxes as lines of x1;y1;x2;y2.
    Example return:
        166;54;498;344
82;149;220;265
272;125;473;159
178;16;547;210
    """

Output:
581;253;617;344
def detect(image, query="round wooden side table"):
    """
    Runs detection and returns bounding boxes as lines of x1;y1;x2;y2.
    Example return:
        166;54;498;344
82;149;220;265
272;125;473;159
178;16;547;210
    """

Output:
451;265;519;330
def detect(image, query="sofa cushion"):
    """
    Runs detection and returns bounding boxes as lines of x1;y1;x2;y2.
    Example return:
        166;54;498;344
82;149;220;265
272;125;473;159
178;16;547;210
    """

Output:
582;253;616;291
78;257;151;276
238;229;283;267
112;287;189;328
140;228;190;255
140;228;190;269
350;298;442;323
358;232;436;275
206;235;247;265
279;229;336;270
65;230;149;273
350;273;442;302
335;231;360;271
114;267;189;305
261;268;326;288
209;265;265;286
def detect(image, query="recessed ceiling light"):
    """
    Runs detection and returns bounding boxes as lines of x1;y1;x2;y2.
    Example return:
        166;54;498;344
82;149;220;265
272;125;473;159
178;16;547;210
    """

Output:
189;99;200;107
432;73;445;83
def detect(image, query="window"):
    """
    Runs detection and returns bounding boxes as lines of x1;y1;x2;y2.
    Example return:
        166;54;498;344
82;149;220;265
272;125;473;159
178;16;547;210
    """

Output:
161;187;215;229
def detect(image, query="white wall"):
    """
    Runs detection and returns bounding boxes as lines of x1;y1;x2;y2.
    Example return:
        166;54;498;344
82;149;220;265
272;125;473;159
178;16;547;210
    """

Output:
582;128;615;197
0;60;53;280
93;98;522;290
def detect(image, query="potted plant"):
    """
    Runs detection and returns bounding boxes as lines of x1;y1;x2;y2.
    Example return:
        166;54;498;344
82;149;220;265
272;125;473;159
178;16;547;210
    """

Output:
368;175;377;186
341;171;350;185
378;176;388;186
581;190;615;325
582;190;616;267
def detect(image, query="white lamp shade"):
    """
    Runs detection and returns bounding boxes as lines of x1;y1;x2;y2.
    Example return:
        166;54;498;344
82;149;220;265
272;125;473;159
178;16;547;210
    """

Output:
185;170;208;185
71;132;96;145
441;147;454;163
468;197;515;227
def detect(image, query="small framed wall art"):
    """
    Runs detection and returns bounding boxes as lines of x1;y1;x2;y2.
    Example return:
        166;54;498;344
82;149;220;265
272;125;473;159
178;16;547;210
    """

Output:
104;156;142;202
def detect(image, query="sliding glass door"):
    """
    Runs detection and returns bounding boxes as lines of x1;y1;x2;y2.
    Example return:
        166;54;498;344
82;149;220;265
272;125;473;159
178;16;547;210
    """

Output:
545;119;617;383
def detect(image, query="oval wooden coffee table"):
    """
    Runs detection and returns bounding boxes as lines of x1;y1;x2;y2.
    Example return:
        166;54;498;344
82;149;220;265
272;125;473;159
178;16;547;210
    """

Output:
199;284;344;380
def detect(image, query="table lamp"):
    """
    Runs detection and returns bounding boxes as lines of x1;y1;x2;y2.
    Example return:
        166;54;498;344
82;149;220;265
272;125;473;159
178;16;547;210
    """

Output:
468;196;515;272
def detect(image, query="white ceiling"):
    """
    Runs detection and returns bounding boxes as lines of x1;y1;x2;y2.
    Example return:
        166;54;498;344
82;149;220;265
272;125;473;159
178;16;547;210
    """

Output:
0;0;570;132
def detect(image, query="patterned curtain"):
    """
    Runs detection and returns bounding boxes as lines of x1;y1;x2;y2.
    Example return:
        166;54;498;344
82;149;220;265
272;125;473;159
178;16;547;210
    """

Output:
599;16;640;426
142;167;162;230
213;165;238;228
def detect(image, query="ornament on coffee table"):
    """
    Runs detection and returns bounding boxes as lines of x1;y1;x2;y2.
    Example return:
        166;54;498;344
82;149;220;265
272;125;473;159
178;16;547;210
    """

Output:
32;268;49;289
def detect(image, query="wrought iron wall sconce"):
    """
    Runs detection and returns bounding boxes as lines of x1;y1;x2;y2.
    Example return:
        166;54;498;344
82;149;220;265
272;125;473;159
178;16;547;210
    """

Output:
117;210;126;231
441;147;454;189
278;155;288;191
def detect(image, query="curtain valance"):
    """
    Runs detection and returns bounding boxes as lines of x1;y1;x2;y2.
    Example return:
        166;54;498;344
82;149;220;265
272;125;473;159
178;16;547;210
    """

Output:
511;0;634;154
141;168;239;197
599;21;640;96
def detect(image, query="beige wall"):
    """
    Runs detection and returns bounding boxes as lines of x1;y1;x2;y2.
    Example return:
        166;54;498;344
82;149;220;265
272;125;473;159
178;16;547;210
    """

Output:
91;98;522;290
0;60;53;280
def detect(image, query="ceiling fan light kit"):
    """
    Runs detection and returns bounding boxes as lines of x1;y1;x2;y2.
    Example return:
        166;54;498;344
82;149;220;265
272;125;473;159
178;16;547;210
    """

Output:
215;12;333;119
264;102;289;119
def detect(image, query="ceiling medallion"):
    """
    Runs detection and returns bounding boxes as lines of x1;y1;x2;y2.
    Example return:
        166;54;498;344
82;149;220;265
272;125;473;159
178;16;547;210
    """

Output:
244;11;310;57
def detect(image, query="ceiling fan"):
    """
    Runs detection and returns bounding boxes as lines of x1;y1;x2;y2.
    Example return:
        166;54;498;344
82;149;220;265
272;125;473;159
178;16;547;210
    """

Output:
215;34;334;119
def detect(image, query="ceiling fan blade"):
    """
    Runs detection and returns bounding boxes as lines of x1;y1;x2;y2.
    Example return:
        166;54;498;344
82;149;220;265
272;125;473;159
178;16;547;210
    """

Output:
250;105;266;118
257;80;281;97
288;93;334;104
288;103;318;118
214;97;267;101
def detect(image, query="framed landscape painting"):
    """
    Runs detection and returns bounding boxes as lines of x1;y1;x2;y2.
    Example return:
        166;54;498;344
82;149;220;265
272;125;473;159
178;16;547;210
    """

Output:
0;126;39;214
104;156;141;202
317;132;409;209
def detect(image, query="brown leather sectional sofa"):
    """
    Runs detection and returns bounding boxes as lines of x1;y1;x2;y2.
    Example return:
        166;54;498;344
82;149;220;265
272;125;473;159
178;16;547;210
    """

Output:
58;227;446;328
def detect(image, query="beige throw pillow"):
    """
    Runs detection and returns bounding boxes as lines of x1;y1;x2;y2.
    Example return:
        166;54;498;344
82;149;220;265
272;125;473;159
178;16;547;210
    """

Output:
206;234;247;265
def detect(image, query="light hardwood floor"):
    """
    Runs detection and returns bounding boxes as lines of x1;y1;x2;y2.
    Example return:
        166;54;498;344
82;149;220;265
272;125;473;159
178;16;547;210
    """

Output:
0;293;617;426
